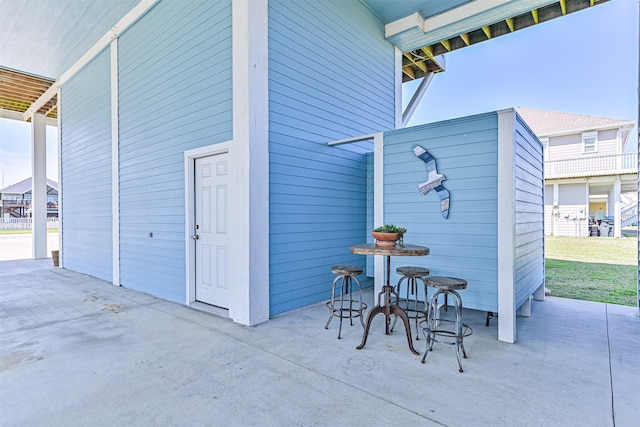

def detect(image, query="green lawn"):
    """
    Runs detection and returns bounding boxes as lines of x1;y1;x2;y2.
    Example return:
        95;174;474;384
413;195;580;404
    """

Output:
545;236;637;306
0;229;59;234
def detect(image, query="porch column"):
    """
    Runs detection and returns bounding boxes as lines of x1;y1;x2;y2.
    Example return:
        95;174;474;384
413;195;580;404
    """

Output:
613;176;622;238
31;113;47;259
552;183;559;236
230;0;269;325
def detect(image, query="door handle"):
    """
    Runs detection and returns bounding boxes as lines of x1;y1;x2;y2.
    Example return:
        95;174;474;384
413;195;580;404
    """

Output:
192;234;199;240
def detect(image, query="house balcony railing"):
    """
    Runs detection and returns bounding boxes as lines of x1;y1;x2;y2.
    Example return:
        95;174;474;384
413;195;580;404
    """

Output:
0;200;59;208
0;199;31;207
545;152;636;179
621;204;638;228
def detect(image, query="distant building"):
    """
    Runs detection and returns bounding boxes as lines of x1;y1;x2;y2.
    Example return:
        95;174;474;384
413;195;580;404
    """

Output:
0;178;59;218
517;108;636;238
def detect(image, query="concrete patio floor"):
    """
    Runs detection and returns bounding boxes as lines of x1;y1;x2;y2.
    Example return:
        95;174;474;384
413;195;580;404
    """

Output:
1;259;638;426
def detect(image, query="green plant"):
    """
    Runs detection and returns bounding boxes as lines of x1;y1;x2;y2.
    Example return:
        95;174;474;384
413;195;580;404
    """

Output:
373;224;406;235
373;224;407;246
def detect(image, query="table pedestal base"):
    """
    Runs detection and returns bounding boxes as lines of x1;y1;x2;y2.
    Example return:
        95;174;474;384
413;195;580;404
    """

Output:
356;285;419;355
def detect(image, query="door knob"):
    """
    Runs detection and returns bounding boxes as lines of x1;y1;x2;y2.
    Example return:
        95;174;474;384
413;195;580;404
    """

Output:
192;234;199;240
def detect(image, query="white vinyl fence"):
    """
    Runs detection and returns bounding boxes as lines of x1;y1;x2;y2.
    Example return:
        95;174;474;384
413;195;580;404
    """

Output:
0;218;60;230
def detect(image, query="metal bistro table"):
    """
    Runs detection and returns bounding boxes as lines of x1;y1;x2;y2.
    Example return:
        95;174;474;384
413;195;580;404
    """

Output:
350;243;430;355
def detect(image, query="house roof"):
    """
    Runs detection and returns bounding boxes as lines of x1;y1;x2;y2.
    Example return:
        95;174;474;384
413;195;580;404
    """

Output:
1;177;59;194
0;0;611;122
516;107;636;137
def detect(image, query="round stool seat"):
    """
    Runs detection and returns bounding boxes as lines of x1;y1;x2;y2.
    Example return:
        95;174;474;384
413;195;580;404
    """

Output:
331;265;363;276
424;276;467;291
396;266;430;277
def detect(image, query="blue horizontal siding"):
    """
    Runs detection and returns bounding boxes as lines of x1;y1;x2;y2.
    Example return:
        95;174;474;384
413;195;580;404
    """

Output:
60;48;113;282
268;0;393;315
513;113;545;308
382;112;500;312
117;0;232;302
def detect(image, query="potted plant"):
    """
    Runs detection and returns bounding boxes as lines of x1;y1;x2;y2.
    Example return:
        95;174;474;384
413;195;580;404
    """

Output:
372;224;406;247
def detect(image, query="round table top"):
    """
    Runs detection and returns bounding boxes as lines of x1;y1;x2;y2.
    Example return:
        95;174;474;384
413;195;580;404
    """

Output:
350;243;430;256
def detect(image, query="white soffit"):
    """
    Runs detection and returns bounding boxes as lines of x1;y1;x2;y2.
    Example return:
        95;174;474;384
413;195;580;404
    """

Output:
22;0;160;121
0;0;141;80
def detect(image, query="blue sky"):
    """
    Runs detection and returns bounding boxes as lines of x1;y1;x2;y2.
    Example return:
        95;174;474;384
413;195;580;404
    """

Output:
0;120;58;188
404;0;639;137
0;0;638;188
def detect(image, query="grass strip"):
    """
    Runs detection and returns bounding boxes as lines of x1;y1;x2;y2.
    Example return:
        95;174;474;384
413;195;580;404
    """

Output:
545;258;637;306
0;229;59;234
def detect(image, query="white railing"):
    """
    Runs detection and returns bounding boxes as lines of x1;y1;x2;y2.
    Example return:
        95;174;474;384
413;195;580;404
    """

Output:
622;204;638;228
545;152;636;179
0;218;59;230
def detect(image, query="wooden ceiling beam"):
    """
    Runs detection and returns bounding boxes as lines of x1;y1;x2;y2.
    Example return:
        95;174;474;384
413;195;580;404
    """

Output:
0;81;52;93
420;46;434;59
402;66;416;80
531;9;539;23
0;87;47;100
42;101;58;117
0;71;53;87
403;53;428;73
505;18;515;32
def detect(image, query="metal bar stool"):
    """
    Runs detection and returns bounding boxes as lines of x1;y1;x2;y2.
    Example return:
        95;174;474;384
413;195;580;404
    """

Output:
390;266;429;340
420;276;472;372
325;265;367;339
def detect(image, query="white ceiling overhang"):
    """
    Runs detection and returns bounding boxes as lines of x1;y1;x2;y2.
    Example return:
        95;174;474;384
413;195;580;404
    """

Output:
0;0;611;122
0;0;146;123
384;0;557;52
369;0;610;82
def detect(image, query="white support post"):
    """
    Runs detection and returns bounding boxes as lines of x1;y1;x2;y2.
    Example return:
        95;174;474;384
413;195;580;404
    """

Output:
519;295;533;317
533;282;545;301
31;113;48;259
56;88;63;266
230;0;269;326
613;176;622;238
553;183;559;236
497;109;516;343
373;133;384;296
111;40;120;285
394;48;403;129
402;73;435;127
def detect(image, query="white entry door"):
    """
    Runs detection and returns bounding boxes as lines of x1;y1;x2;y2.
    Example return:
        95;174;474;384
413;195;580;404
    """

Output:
194;153;229;308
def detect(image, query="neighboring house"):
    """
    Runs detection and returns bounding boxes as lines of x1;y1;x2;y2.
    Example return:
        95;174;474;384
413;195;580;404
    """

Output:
517;108;636;238
0;177;59;218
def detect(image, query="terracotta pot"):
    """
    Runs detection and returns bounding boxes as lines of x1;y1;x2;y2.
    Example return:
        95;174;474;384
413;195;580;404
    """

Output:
371;232;399;247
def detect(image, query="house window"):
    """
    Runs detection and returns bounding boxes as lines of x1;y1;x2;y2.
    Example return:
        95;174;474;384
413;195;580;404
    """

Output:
582;131;597;153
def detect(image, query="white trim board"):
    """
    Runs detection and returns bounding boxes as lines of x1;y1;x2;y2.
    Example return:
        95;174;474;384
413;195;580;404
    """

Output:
110;39;120;286
497;108;516;343
373;133;385;295
56;87;63;267
230;0;270;326
184;142;232;307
